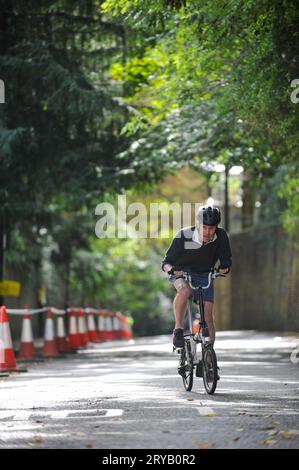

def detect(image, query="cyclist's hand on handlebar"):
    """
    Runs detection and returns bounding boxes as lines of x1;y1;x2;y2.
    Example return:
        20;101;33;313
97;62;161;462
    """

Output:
164;264;174;275
165;266;184;278
173;270;184;277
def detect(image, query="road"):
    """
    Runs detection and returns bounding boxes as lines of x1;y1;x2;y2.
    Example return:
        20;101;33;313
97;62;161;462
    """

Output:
0;331;298;449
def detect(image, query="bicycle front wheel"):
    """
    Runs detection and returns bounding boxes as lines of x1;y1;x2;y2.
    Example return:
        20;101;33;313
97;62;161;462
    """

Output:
180;340;193;392
202;345;218;395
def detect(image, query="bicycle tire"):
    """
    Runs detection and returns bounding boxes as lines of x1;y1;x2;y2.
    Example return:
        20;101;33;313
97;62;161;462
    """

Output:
202;345;218;394
181;340;193;392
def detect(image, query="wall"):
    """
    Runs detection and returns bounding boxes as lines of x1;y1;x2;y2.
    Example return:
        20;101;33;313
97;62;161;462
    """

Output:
214;224;299;331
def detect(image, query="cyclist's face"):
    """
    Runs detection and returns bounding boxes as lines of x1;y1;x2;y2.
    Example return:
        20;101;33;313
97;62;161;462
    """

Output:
198;224;216;243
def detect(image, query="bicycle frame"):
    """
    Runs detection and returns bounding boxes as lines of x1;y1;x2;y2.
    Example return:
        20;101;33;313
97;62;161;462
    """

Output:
174;268;226;394
184;270;216;341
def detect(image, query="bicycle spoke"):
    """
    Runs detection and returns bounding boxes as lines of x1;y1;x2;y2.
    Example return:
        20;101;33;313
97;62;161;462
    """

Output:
178;340;193;392
202;346;218;394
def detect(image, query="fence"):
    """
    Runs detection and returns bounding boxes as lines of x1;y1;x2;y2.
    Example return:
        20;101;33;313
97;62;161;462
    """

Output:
215;224;299;332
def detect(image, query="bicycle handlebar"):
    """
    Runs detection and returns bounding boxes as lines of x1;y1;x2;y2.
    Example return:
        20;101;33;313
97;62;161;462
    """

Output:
168;268;226;290
186;270;225;290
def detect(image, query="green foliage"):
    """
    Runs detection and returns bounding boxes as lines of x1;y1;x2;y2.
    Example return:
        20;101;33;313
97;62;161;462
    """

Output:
102;0;299;230
66;236;173;336
0;0;131;227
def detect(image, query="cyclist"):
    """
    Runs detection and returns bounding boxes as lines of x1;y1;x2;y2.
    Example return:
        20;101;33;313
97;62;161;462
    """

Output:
161;205;232;350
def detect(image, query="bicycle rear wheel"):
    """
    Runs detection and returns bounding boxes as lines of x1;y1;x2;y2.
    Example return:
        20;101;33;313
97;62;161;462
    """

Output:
179;340;193;391
202;345;218;394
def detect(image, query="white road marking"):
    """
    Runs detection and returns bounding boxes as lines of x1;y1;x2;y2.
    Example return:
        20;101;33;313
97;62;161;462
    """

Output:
0;409;123;421
105;409;123;417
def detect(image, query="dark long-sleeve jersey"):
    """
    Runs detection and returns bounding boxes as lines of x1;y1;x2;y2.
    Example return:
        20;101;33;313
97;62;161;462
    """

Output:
161;226;232;273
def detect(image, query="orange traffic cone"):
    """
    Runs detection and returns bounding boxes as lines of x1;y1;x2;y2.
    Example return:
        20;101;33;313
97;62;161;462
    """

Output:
124;315;134;340
96;308;106;342
55;313;71;353
19;306;37;360
68;307;80;350
43;309;59;357
78;307;89;346
87;308;99;343
113;311;122;340
104;310;114;340
118;313;127;340
0;305;17;372
119;314;133;340
109;310;118;340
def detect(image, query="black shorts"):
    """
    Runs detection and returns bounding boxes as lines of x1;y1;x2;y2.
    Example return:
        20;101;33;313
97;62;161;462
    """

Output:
168;271;214;303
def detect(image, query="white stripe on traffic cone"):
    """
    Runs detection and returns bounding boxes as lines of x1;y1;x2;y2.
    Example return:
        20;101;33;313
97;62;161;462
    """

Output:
19;308;36;360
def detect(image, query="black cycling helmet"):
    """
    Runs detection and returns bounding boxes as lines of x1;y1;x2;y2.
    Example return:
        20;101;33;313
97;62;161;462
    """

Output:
196;205;221;226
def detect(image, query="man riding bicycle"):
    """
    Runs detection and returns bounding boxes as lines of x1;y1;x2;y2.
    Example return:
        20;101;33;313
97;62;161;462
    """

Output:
161;205;232;350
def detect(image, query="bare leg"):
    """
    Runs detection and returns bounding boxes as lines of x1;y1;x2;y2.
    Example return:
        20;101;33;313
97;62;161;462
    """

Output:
173;279;192;329
204;301;215;345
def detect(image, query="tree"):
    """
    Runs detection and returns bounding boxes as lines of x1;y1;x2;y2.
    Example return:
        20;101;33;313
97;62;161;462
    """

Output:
0;0;134;300
101;0;299;230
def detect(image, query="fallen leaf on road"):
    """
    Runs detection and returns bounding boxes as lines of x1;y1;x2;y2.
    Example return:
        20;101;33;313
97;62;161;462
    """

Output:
196;443;211;449
281;431;295;440
85;443;93;448
261;439;277;446
267;430;279;436
33;435;44;444
187;397;194;401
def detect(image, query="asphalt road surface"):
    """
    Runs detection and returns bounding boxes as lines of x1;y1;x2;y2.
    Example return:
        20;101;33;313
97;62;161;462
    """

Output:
0;331;298;449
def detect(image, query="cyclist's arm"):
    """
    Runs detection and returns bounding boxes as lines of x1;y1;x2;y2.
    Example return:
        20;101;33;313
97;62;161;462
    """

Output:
217;229;232;273
161;231;184;273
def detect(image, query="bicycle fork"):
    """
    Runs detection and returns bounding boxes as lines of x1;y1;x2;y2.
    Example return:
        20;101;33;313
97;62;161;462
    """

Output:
185;301;201;366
